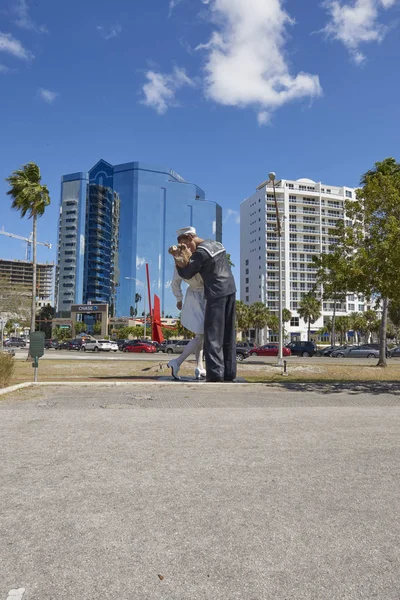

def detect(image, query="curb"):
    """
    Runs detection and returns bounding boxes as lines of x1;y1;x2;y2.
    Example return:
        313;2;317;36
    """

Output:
0;380;251;396
0;382;34;396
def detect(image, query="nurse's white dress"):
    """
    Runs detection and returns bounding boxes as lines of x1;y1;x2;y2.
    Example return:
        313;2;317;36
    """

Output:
171;267;206;334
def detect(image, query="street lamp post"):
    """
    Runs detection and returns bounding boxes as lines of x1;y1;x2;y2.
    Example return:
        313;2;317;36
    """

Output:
269;172;284;366
125;277;146;338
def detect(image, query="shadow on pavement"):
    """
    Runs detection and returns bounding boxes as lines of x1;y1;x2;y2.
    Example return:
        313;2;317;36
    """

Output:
263;381;400;396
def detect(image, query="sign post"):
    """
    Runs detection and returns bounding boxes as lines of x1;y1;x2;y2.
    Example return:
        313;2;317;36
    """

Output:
29;332;45;382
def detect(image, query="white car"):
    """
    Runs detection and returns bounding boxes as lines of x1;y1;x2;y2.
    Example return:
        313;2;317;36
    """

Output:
82;339;113;352
110;342;118;352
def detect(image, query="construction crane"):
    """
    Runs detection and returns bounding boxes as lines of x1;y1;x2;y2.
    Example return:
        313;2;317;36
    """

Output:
0;228;52;261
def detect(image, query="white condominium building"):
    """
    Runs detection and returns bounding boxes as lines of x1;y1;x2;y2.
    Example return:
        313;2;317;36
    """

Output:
240;177;365;341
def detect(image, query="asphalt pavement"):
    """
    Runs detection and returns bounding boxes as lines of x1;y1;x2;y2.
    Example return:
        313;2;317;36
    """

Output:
9;347;400;365
1;383;399;599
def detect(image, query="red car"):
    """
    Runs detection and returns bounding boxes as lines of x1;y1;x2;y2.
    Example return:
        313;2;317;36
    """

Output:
123;341;157;353
249;344;291;357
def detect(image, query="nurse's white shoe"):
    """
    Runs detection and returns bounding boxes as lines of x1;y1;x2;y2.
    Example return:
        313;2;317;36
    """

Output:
195;368;206;380
168;358;181;381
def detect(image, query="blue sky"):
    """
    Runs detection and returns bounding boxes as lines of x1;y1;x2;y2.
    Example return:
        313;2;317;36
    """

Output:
0;0;399;282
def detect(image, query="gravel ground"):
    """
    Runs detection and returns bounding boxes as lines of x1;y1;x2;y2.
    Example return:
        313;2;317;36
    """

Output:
1;383;399;599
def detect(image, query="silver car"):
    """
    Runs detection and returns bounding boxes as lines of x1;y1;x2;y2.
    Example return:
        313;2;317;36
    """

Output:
331;345;379;358
164;340;192;354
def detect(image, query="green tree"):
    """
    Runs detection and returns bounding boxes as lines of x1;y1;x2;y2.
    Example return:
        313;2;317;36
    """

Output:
74;321;87;335
249;302;270;345
313;250;350;346
36;303;55;338
6;162;51;335
93;321;102;335
282;308;292;342
52;326;71;340
161;327;176;340
335;157;400;366
298;293;322;341
175;318;195;339
361;309;379;343
335;316;349;345
226;253;235;267
236;301;250;340
348;311;364;344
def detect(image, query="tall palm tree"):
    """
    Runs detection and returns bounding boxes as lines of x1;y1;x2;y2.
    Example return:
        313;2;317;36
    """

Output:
249;302;270;345
236;300;250;340
348;311;364;344
6;163;51;334
282;308;292;343
298;293;322;341
335;316;349;345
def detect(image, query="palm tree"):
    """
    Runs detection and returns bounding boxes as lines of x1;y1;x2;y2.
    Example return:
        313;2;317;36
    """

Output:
249;302;270;345
6;163;50;334
298;293;322;341
348;311;364;344
282;308;292;343
335;316;349;345
236;300;250;340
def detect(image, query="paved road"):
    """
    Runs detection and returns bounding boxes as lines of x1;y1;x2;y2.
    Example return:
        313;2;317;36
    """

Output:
1;383;399;599
10;348;400;365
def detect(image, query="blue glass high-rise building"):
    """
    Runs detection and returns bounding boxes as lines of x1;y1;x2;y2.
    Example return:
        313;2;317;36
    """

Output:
56;160;222;317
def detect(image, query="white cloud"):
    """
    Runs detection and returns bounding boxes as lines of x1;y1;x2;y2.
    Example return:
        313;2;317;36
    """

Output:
136;256;146;269
322;0;398;63
169;0;185;15
0;32;33;60
141;66;195;114
14;0;48;33
196;0;322;123
224;209;240;225
0;63;10;73
96;23;122;40
38;88;58;104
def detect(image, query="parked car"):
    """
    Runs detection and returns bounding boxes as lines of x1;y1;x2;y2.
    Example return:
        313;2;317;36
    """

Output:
331;344;387;358
122;341;157;353
249;344;291;357
109;341;119;352
82;339;115;352
162;340;190;354
58;340;71;350
237;341;258;352
317;344;353;357
159;340;180;353
236;346;250;362
116;339;129;350
4;337;26;348
68;338;84;351
389;347;400;357
286;341;317;357
45;339;59;350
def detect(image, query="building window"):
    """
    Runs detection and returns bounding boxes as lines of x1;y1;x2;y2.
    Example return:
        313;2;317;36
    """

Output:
245;259;249;266
246;287;249;293
246;277;249;284
290;317;300;327
348;303;355;311
346;190;352;198
246;268;249;275
246;295;249;302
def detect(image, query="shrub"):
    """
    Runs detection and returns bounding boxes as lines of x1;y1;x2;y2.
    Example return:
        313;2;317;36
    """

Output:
0;352;15;388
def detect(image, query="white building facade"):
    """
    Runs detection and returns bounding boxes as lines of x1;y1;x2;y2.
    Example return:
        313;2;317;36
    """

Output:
240;177;365;342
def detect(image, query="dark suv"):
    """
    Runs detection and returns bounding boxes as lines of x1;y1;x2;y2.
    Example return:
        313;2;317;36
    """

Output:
286;341;317;357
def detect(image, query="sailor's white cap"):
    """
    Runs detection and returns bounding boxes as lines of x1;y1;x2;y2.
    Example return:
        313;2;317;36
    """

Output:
176;226;196;237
